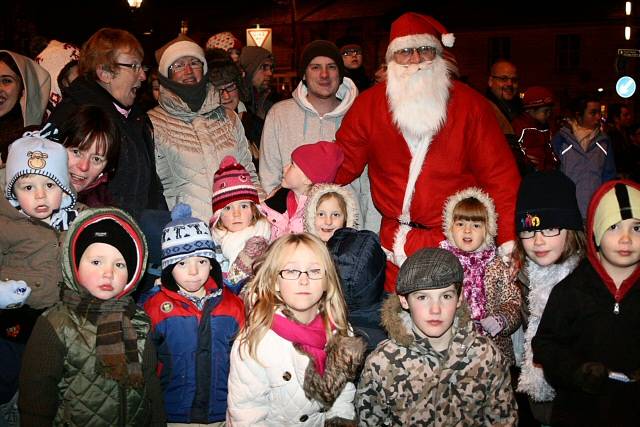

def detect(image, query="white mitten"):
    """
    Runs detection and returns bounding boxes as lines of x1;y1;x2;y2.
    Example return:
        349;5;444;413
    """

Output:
0;280;31;309
480;315;504;337
497;240;516;266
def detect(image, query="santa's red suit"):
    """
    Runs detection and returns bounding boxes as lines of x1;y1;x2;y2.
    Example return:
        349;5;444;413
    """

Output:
335;80;521;292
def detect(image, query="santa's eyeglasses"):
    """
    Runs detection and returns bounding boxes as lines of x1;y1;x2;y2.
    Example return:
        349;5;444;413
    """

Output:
393;46;438;62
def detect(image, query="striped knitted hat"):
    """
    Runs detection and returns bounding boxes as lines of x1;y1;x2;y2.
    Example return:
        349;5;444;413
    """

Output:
161;203;215;270
211;156;259;215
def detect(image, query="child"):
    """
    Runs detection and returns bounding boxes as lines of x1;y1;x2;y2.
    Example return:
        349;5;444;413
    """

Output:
304;183;360;242
552;95;615;218
511;86;558;174
0;133;78;424
304;184;387;351
210;156;270;294
263;141;344;240
227;233;366;425
357;248;517;425
2;132;78;310
144;203;244;425
18;207;165;426
439;187;521;365
532;179;640;426
512;170;585;425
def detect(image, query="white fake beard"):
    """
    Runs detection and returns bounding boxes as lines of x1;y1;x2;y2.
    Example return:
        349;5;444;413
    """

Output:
386;57;452;140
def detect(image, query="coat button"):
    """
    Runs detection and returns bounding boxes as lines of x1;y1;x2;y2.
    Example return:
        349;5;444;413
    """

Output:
272;219;276;223
34;282;41;287
299;414;308;422
282;371;291;381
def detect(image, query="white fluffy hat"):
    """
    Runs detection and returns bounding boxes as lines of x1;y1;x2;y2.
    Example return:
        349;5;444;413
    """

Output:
155;34;208;78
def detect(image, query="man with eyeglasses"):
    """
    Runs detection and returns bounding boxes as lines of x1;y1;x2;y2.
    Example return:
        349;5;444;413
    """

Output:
337;35;370;92
335;12;520;293
486;60;523;162
148;34;262;223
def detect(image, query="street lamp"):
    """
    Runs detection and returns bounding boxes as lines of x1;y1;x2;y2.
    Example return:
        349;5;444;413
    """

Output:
127;0;142;8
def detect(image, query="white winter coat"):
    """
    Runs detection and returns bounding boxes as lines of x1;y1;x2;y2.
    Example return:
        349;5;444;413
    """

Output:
149;84;263;221
227;329;356;426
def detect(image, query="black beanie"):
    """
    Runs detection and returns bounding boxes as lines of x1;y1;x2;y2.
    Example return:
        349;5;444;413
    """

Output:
515;170;583;232
299;40;344;82
75;218;138;282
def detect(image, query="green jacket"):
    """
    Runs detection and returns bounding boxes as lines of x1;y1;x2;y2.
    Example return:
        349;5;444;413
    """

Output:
19;208;165;426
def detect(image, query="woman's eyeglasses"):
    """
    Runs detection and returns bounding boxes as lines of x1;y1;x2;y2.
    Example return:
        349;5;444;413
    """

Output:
115;63;149;74
169;59;204;74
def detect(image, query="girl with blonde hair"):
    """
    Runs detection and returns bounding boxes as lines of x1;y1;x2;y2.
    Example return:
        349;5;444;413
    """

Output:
227;233;366;425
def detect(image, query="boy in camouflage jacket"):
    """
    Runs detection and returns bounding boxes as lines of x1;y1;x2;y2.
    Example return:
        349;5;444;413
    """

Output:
356;248;517;426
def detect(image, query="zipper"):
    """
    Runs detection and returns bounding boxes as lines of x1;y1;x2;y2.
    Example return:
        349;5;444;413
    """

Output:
614;289;620;315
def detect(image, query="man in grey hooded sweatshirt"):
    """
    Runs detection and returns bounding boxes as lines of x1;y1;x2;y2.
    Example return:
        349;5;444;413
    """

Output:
259;40;380;232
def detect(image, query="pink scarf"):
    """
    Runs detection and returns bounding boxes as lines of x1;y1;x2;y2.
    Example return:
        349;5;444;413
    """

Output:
271;313;329;375
439;240;496;324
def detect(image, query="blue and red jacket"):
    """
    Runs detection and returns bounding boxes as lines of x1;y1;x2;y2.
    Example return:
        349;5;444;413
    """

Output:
143;278;244;423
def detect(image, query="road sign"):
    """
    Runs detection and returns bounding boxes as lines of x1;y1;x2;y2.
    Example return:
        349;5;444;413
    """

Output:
616;76;636;98
618;48;640;57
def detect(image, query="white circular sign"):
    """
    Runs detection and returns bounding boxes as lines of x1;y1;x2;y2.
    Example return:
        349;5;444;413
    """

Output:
616;76;636;98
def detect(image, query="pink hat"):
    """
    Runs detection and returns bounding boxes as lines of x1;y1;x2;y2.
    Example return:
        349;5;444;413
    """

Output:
291;141;344;184
522;86;554;109
386;13;455;62
211;156;259;214
206;32;243;51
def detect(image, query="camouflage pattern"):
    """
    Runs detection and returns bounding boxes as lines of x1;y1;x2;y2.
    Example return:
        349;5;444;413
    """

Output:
356;295;517;426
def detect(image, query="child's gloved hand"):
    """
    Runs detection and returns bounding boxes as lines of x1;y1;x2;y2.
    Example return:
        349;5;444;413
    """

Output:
573;362;608;394
0;280;32;309
480;315;504;337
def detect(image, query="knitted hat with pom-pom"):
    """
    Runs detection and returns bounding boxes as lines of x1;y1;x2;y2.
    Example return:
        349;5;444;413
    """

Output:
211;156;259;215
161;203;216;269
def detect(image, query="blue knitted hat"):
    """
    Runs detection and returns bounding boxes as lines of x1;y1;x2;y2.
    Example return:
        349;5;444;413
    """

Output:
161;203;216;270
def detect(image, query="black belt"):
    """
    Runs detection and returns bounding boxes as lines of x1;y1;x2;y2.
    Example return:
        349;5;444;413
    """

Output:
396;219;430;230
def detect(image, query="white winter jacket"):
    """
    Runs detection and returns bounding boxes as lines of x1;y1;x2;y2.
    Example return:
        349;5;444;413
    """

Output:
227;329;356;426
149;84;263;221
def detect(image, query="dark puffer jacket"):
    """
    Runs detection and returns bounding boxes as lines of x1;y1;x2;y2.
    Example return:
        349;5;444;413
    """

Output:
327;227;387;350
47;77;167;220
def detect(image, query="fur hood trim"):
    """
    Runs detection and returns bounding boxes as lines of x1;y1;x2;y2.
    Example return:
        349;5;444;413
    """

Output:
381;294;471;347
442;186;497;251
304;183;361;235
301;334;366;408
385;34;441;64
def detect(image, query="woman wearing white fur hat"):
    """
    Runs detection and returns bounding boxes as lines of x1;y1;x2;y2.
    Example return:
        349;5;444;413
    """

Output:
148;34;264;222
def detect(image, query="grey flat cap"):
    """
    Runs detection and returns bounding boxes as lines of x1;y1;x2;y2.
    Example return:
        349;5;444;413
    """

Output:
396;248;464;295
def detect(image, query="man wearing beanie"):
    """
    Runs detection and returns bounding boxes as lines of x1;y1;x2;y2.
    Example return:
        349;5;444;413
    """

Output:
238;46;277;154
148;34;262;221
532;179;640;427
259;39;381;232
334;12;520;292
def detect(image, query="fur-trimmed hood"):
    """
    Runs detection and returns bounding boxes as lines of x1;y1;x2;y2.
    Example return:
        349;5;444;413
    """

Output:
62;207;148;298
380;293;471;348
304;183;361;235
442;186;498;251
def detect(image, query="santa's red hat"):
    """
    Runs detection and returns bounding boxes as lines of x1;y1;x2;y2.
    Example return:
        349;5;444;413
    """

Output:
386;13;455;62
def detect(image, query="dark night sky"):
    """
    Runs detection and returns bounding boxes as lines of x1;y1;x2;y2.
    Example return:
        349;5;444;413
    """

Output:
3;0;623;55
